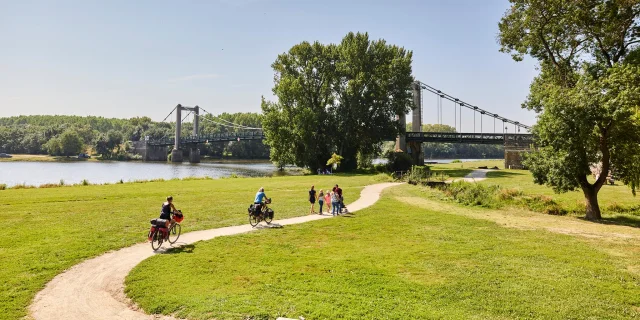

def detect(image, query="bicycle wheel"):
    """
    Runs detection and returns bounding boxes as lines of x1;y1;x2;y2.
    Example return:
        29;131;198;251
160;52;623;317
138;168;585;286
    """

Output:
168;223;181;244
249;213;260;227
264;210;273;224
151;230;163;250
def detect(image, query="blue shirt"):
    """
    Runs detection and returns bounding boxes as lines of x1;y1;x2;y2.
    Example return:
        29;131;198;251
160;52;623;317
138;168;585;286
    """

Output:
255;191;266;203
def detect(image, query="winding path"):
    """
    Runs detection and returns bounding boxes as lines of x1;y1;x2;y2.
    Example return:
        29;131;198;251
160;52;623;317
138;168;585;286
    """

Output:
29;182;402;320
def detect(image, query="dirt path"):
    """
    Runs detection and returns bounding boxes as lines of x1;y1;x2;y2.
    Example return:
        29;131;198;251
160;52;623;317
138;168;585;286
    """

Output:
28;182;402;320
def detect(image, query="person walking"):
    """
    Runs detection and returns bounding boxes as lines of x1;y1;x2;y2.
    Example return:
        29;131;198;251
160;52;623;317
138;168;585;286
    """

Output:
331;190;340;216
317;189;325;215
309;185;317;214
324;190;332;214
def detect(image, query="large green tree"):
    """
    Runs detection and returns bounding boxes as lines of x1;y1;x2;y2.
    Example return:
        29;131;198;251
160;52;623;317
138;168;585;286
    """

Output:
262;32;413;171
499;0;640;219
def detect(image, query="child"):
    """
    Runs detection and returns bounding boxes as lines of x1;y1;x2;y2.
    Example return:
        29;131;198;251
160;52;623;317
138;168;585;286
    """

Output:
324;190;331;214
318;189;325;215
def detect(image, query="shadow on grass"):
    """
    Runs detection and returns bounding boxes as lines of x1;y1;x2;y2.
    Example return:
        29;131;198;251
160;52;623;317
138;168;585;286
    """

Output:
485;170;525;178
255;223;284;229
165;244;196;254
579;215;640;228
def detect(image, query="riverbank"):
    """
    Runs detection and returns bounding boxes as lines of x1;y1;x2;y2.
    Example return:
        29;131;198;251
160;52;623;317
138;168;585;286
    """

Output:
0;154;99;162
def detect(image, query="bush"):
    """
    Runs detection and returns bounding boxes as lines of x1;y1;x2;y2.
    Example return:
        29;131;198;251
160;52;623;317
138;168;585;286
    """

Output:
81;179;90;186
451;159;462;163
39;183;61;188
373;173;394;182
440;181;501;208
11;183;35;189
59;179;65;186
0;184;6;191
386;151;413;172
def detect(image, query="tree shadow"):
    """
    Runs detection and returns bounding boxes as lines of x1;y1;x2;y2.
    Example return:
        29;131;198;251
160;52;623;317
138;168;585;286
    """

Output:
580;215;640;228
485;170;524;178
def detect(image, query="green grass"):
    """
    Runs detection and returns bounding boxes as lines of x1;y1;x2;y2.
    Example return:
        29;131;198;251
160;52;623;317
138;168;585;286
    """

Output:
126;190;640;320
428;160;504;178
0;174;378;320
481;169;640;219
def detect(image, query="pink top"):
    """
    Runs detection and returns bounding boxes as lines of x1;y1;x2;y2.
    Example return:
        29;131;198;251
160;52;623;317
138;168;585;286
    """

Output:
324;193;331;203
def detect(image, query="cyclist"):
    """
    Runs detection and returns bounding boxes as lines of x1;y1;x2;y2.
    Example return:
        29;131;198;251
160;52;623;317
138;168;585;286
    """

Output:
254;187;268;214
159;196;178;226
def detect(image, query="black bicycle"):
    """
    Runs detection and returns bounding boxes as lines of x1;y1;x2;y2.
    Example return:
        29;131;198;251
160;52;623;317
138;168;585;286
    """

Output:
248;198;274;227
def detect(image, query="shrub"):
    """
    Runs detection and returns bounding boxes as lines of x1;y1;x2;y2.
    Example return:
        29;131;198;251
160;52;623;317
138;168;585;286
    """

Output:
385;151;413;172
59;179;65;186
39;183;61;188
497;188;523;201
119;179;124;184
0;184;6;190
12;183;35;189
440;181;501;208
81;179;90;186
373;173;394;182
451;159;462;163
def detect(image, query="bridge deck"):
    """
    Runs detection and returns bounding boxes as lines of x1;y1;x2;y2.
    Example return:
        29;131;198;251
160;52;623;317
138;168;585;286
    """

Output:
147;131;265;146
148;131;533;146
405;132;534;145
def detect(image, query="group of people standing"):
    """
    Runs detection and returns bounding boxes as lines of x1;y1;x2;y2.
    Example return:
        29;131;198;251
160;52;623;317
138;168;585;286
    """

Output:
309;184;345;216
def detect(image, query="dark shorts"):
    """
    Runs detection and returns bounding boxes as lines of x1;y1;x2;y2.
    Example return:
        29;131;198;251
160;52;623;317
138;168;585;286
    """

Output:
309;198;316;204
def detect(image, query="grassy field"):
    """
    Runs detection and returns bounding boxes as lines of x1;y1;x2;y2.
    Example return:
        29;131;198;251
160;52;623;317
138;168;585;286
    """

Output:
126;184;640;320
433;160;639;218
0;174;382;320
427;159;504;178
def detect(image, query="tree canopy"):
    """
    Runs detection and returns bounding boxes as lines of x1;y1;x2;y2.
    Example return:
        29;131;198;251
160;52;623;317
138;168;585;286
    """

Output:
498;0;640;219
262;32;414;171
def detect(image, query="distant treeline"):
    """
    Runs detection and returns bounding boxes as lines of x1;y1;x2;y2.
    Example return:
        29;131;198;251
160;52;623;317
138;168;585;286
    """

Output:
407;123;504;159
0;113;269;159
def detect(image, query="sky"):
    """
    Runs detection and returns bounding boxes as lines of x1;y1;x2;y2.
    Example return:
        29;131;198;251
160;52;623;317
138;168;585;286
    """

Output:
0;0;539;131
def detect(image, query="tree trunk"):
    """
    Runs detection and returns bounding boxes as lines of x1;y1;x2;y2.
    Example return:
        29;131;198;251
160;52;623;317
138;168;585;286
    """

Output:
582;186;602;220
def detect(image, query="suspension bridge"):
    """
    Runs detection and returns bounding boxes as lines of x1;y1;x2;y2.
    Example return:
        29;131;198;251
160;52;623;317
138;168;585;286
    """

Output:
136;80;533;167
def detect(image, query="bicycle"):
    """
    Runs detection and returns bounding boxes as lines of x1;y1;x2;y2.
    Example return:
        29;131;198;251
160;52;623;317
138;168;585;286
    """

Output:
248;198;274;227
148;211;184;251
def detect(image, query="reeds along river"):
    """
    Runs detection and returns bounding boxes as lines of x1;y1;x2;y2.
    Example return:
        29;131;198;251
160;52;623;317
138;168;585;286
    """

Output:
0;160;280;187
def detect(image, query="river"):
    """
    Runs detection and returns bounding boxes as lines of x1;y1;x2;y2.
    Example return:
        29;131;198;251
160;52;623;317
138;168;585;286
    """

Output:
0;161;280;187
0;158;499;187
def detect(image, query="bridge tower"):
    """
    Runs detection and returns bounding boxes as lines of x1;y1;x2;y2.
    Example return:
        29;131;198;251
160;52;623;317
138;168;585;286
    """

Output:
396;81;424;165
170;104;201;163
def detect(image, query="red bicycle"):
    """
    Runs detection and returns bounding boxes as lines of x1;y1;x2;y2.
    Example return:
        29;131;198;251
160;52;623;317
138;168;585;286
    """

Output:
148;211;184;250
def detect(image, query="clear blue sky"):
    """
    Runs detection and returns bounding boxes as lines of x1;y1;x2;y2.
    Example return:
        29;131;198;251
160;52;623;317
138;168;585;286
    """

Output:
0;0;538;131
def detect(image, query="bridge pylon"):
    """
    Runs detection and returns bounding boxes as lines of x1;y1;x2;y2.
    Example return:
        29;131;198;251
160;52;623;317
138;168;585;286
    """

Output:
171;104;200;163
396;81;424;166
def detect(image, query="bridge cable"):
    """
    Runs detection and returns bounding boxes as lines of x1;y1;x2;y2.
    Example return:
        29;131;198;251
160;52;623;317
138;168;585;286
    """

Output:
418;81;530;131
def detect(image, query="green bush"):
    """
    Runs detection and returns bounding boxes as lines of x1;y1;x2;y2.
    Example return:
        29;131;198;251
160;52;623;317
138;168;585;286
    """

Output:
0;184;6;190
440;181;501;208
81;179;90;186
451;159;462;163
386;151;413;172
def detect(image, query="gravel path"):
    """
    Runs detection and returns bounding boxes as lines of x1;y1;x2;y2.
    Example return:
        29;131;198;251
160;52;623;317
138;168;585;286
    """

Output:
29;182;402;320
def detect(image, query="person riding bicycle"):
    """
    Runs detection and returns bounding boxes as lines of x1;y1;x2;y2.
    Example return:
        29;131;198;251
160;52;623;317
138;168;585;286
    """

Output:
159;196;180;227
253;187;268;215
